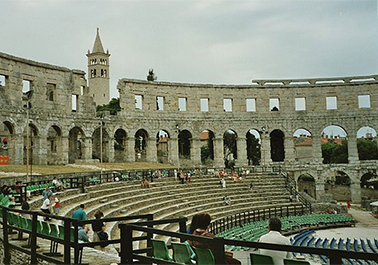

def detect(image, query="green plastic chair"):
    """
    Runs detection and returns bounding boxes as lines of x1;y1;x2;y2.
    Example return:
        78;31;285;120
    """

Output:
50;223;59;238
250;253;275;265
172;242;194;264
284;259;310;265
41;221;51;236
193;247;215;265
58;225;65;240
151;239;173;261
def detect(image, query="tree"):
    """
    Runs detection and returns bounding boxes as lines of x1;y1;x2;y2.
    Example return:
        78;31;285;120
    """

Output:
96;98;121;115
201;146;211;163
321;142;339;164
147;69;157;81
357;138;378;160
246;134;261;165
321;140;348;164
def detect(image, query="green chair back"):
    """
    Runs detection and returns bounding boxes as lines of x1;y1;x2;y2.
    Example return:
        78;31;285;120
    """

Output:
50;223;59;238
151;239;173;261
41;221;51;235
172;242;194;264
193;247;215;265
58;225;65;240
37;220;43;234
284;259;310;265
250;253;275;265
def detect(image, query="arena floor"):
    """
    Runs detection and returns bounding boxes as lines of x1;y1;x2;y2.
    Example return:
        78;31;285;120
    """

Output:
233;206;378;265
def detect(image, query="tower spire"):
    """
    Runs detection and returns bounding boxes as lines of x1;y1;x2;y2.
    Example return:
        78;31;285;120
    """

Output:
92;27;105;54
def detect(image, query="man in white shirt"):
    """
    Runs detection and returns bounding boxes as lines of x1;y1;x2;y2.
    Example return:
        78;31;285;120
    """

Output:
259;217;292;265
40;194;53;221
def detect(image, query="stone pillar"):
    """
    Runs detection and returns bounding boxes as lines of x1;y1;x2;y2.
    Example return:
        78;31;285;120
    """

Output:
236;137;247;166
169;137;179;166
125;137;135;162
108;138;115;163
315;181;326;200
350;182;361;204
61;136;69;164
312;133;323;164
37;136;47;165
261;133;272;166
284;136;295;164
191;138;201;166
147;137;157;163
347;135;359;164
213;137;224;167
14;134;24;165
82;137;92;161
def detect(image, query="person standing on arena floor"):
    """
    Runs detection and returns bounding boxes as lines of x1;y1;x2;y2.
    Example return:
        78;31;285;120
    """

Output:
72;204;87;220
53;194;60;215
258;217;292;265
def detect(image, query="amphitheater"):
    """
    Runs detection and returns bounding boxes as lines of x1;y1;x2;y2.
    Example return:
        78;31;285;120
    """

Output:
0;29;378;264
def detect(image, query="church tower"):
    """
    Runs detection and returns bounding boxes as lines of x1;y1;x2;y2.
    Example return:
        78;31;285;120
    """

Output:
87;28;110;106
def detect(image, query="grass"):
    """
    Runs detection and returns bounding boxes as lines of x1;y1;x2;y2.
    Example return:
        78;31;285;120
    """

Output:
0;162;175;177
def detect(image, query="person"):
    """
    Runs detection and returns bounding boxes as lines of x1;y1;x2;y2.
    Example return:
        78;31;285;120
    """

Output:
42;186;53;202
221;178;226;188
52;177;66;191
249;182;254;190
20;201;31;219
53;194;60;215
72;204;87;220
188;213;241;265
346;201;351;209
78;224;90;243
40;194;53;221
258;217;292;265
92;210;107;249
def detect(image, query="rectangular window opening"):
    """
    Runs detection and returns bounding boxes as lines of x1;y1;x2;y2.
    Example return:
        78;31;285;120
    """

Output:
295;97;306;111
156;96;164;111
81;86;85;95
201;98;209;112
178;97;187;111
135;95;143;110
358;95;370;108
72;94;78;112
223;98;232;112
269;98;280;111
326;96;337;110
246;98;256;112
22;80;31;93
0;75;6;86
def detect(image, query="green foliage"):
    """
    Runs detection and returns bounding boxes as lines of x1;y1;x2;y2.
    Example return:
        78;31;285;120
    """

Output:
96;98;121;115
321;140;348;164
201;145;211;163
357;138;378;160
246;134;261;165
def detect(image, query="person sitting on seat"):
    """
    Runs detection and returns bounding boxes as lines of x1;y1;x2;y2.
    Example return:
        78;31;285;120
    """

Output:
78;224;90;243
258;217;292;265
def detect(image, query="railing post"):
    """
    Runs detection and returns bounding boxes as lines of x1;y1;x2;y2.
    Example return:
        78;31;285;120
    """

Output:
73;220;80;264
213;237;226;265
63;218;71;265
30;212;38;264
329;253;343;265
120;224;133;264
2;207;10;265
81;176;85;193
147;214;154;256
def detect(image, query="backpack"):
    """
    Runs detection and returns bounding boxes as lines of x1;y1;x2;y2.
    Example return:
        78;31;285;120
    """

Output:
97;231;109;247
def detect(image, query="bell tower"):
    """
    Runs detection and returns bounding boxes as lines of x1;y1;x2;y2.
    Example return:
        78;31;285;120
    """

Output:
87;28;110;106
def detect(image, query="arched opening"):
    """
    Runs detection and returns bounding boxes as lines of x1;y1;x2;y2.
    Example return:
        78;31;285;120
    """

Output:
298;174;316;199
325;171;351;201
270;129;285;162
321;125;348;164
200;130;214;165
1;121;14;164
357;126;378;161
156;130;169;163
69;127;85;163
47;125;62;165
361;172;378;189
178;130;192;159
135;129;148;161
114;129;127;162
223;129;237;169
23;123;39;165
293;129;312;162
246;129;261;166
92;127;110;162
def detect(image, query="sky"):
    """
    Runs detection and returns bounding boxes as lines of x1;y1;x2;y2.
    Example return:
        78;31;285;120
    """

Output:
0;0;377;100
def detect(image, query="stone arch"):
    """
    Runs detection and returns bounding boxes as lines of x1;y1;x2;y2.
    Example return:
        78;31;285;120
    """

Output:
293;128;312;162
324;170;352;201
92;126;110;162
246;129;261;166
298;174;316;199
68;127;85;163
321;125;348;164
200;129;215;165
356;126;378;161
47;125;62;165
270;129;285;162
224;129;237;168
135;129;149;161
156;129;170;163
178;129;192;159
360;172;378;189
1;121;15;164
114;128;127;162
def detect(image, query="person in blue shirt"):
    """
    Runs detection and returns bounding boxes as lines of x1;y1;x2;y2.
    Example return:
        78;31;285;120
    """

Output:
78;224;89;243
72;204;87;220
